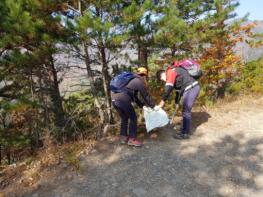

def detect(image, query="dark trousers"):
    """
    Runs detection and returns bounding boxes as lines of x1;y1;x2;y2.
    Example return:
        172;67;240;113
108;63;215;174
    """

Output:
182;85;200;134
112;100;137;138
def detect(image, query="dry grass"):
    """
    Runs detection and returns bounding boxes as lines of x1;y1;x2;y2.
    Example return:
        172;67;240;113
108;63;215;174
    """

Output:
196;93;263;111
0;137;96;195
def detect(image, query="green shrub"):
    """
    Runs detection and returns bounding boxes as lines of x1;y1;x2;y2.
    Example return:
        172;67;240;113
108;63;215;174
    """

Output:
227;82;242;95
62;91;96;139
228;56;263;94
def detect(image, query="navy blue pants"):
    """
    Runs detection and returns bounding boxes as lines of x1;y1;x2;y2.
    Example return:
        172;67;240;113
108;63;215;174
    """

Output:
182;85;200;134
112;100;137;138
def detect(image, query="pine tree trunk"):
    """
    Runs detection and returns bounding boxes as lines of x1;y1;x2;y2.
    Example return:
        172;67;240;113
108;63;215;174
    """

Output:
138;42;148;69
83;42;105;126
7;147;11;165
141;46;148;69
93;7;114;124
215;3;226;98
99;45;114;124
48;56;66;132
30;71;40;148
99;42;114;124
171;45;176;57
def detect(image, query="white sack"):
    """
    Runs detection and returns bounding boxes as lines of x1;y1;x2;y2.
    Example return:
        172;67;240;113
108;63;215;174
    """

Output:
143;106;169;132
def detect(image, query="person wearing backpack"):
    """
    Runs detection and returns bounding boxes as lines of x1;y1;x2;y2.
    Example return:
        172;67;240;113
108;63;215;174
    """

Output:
156;60;202;139
110;67;155;147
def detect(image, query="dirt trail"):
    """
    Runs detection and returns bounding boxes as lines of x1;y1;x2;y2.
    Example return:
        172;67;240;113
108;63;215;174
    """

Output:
4;97;263;197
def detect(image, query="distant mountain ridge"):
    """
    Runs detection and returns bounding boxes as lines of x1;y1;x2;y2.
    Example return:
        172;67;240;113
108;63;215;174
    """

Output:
235;20;263;62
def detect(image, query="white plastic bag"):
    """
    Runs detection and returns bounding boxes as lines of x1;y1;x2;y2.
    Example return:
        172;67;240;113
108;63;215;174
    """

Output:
143;106;169;132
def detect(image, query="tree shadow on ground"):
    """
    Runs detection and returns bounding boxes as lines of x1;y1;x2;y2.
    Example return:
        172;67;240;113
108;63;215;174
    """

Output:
21;132;263;197
177;134;263;196
191;111;211;134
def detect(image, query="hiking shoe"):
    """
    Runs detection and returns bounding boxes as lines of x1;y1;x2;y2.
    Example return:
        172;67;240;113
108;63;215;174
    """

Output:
173;133;190;140
127;138;143;147
119;135;129;144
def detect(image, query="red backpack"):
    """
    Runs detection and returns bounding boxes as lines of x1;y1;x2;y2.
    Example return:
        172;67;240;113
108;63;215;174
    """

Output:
174;59;202;79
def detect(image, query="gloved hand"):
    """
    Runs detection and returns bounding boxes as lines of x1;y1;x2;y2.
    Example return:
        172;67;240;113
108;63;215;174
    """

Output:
154;105;161;111
143;106;152;112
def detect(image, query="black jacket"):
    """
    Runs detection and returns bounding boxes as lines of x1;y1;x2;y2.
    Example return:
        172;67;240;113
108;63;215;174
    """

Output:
111;75;155;108
162;67;196;104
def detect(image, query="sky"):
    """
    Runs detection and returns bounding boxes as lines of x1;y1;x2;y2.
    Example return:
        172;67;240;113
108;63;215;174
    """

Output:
236;0;263;20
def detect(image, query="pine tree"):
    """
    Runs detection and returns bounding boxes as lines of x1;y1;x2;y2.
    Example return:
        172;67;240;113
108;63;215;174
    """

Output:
70;0;130;124
155;0;213;59
0;0;73;139
199;0;253;98
122;0;158;69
